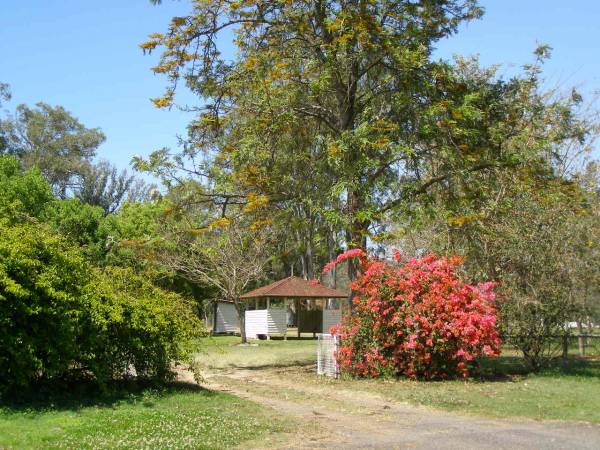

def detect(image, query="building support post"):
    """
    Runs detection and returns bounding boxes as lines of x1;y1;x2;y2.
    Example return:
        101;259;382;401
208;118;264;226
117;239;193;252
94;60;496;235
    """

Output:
212;301;218;336
296;298;301;338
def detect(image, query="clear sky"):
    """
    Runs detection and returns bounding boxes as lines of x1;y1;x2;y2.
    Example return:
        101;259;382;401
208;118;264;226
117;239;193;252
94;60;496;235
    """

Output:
1;1;599;171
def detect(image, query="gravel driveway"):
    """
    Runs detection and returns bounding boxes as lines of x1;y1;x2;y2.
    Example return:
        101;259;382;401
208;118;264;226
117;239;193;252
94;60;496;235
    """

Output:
180;366;600;449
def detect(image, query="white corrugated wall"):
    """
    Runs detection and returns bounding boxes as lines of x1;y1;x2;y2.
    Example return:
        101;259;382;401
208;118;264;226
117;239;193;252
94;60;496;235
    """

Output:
245;310;268;338
215;302;240;333
323;309;342;334
245;309;287;338
267;309;287;334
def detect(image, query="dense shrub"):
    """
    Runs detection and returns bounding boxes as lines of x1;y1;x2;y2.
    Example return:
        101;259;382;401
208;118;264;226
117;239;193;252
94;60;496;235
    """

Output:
0;156;54;219
0;220;204;393
0;220;89;390
82;267;204;383
42;198;106;252
327;250;501;379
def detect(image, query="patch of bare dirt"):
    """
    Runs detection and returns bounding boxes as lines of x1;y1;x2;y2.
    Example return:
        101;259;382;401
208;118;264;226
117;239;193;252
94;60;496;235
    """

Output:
178;366;600;450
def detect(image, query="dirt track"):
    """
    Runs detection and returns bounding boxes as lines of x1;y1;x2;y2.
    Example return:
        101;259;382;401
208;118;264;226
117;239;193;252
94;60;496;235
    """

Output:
180;366;600;449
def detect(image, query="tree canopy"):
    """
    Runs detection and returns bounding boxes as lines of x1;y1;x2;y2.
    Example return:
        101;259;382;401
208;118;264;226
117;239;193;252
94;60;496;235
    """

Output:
0;103;105;197
140;1;593;285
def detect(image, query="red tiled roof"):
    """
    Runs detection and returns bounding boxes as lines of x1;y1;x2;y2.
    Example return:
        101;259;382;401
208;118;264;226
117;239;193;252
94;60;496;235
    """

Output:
241;276;348;299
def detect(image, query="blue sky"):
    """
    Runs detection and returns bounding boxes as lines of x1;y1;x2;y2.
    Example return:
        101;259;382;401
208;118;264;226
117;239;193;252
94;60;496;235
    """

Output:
1;1;599;171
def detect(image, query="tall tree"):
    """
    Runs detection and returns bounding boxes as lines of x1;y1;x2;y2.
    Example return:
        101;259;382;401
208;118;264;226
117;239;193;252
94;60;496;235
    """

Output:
0;83;11;153
139;1;579;292
0;83;9;108
76;160;155;214
139;1;482;264
0;102;105;197
153;219;272;343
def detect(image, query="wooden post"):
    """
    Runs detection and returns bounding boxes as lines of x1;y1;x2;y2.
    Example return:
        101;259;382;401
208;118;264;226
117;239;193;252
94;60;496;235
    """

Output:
296;298;301;338
284;298;288;340
212;301;218;335
266;297;271;339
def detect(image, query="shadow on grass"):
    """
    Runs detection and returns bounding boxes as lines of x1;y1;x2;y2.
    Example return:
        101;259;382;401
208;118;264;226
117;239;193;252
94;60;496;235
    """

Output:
475;355;600;381
0;378;214;414
229;361;315;371
261;336;317;341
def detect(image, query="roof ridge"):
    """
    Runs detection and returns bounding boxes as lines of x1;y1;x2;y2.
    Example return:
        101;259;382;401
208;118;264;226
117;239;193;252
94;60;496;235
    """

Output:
262;276;292;294
241;275;348;298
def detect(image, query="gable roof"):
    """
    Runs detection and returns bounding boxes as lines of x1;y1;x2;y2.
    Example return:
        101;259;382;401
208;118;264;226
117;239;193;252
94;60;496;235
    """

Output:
241;276;348;299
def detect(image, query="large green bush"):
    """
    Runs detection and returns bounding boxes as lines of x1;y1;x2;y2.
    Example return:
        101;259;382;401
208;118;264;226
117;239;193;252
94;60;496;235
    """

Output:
0;156;53;219
41;198;106;252
0;220;89;390
82;267;204;383
0;155;204;392
0;220;204;392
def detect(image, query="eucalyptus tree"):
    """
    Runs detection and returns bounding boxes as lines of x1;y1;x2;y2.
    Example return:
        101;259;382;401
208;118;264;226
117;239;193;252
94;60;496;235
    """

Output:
140;1;590;293
0;102;105;197
139;1;479;249
76;160;156;214
0;83;10;153
0;83;9;107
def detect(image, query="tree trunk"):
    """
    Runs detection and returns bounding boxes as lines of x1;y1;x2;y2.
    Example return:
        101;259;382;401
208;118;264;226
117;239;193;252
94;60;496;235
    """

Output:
211;301;218;336
300;253;307;279
562;334;569;367
329;229;337;288
577;320;585;357
305;241;314;280
345;189;369;309
235;300;247;343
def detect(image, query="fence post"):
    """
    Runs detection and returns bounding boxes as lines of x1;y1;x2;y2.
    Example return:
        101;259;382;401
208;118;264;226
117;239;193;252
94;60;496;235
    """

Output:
562;334;569;367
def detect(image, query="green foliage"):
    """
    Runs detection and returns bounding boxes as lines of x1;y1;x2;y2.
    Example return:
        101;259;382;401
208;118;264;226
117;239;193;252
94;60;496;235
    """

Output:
82;267;205;382
42;198;106;258
100;200;165;268
76;159;155;214
0;218;204;392
142;1;597;299
490;184;583;369
0;156;54;220
0;220;89;390
406;157;600;370
151;219;272;343
0;103;105;197
140;0;486;254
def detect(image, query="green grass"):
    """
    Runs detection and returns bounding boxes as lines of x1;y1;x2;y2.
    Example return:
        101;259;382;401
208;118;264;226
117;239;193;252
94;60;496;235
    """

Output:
319;357;600;423
0;382;291;449
10;336;595;449
565;337;600;358
195;335;316;370
200;336;600;424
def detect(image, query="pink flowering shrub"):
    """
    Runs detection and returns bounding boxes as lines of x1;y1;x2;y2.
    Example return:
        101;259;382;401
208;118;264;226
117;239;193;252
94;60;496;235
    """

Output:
326;250;501;379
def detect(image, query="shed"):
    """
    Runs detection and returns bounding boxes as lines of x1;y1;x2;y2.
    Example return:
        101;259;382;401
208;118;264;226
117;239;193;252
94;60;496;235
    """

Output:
240;276;348;339
213;300;240;334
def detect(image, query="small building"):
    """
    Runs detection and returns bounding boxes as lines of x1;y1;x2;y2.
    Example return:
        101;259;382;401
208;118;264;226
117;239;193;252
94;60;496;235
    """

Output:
240;276;348;339
213;300;240;334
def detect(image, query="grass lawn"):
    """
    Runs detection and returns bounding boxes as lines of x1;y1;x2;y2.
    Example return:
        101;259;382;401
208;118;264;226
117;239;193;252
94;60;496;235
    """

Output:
0;382;292;449
195;334;316;369
315;356;600;423
200;335;600;424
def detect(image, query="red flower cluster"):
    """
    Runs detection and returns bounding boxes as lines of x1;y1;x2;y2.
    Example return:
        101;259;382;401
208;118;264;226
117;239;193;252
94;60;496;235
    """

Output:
329;250;501;379
323;248;366;274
